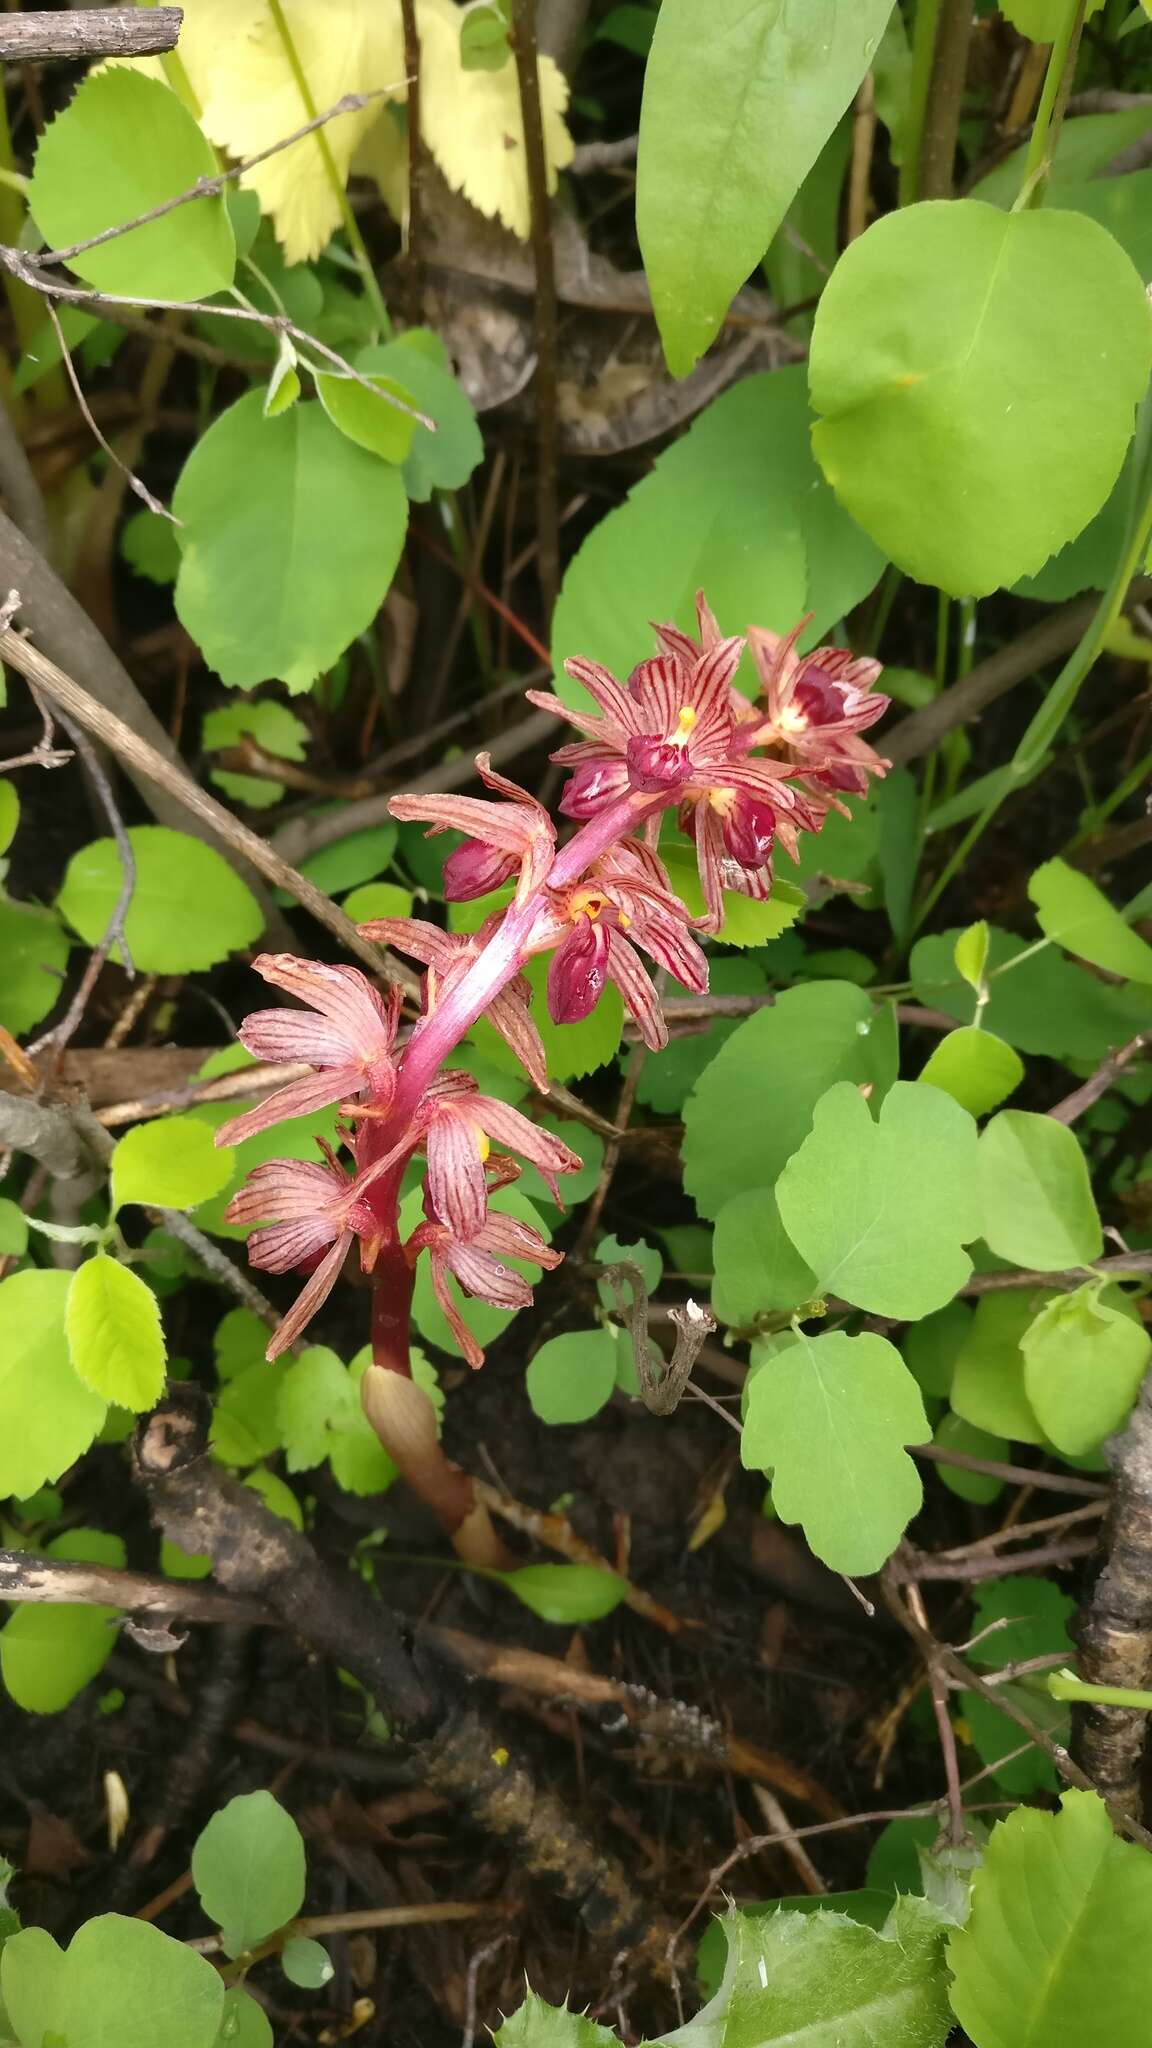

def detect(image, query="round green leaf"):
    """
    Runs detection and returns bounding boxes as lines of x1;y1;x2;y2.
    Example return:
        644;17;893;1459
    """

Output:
933;1412;1008;1505
53;1914;224;2048
66;1255;166;1411
297;821;398;897
903;1299;974;1401
358;335;483;502
1028;858;1152;985
637;0;895;375
526;1329;620;1425
0;1269;106;1497
810;201;1152;596
712;1187;818;1325
949;1791;1152;2048
0;777;18;856
217;1988;273;2048
244;1466;303;1530
0;1928;65;2048
57;826;263;973
498;1563;628;1625
950;1289;1052;1445
121;508;182;585
111;1115;235;1213
341;880;414;922
978;1111;1103;1271
918;1027;1024;1119
281;1935;334;1988
968;1574;1075;1672
174;393;408;694
776;1081;980;1319
911;925;1149;1063
30;71;234;301
1021;1281;1151;1455
0;1196;28;1258
0;897;70;1035
192;1790;306;1957
740;1329;929;1574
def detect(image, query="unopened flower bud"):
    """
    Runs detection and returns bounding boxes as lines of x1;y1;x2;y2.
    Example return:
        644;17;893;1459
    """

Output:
442;837;518;901
547;917;611;1024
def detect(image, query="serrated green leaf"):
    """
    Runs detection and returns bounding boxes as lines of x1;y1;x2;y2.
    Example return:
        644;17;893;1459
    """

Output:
637;0;893;376
968;1574;1075;1673
30;71;234;302
66;1255;166;1411
810;203;1152;596
1021;1281;1151;1454
526;1330;620;1425
918;1028;1024;1119
776;1082;979;1319
978;1112;1103;1270
950;1289;1052;1446
495;1992;619;2046
192;1791;305;1958
173;393;408;694
210;1360;282;1468
1028;859;1152;985
948;1791;1152;2048
295;821;399;899
0;897;70;1036
57;826;263;972
244;1467;302;1530
682;983;898;1221
595;1234;664;1307
712;1187;818;1326
741;1330;928;1574
277;1345;356;1472
552;368;885;704
202;696;309;810
111;1115;234;1213
0;1269;106;1497
1;1529;125;1714
497;1563;628;1626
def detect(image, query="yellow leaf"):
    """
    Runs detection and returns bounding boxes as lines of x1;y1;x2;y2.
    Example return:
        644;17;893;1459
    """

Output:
416;0;574;239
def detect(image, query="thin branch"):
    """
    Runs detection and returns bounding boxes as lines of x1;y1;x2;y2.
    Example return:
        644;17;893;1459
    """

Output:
399;0;426;325
897;1537;1099;1582
917;0;973;201
911;1442;1108;1498
1048;1032;1150;1126
0;1551;271;1626
509;0;560;615
906;1582;967;1844
0;9;182;63
45;301;173;521
0;620;419;994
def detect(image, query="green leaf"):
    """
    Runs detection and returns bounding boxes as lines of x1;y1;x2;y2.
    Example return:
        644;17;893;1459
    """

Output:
173;393;408;694
202;696;309;810
903;1300;973;1401
111;1115;234;1212
950;1290;1052;1445
1;1530;125;1714
999;0;1105;32
0;898;70;1036
637;0;894;376
341;881;414;923
682;983;898;1221
210;1360;282;1468
635;956;769;1114
526;1330;620;1425
358;335;483;502
58;826;263;973
460;2;511;69
315;369;417;464
910;926;1151;1063
66;1255;166;1412
933;1414;1008;1505
3;1915;223;2048
810;202;1152;596
121;508;182;586
595;1234;664;1308
244;1467;303;1530
30;71;234;301
776;1081;980;1319
297;821;398;897
978;1111;1103;1270
277;1345;356;1472
948;1790;1152;2048
497;1563;628;1626
661;846;806;948
495;1993;619;2046
967;1574;1075;1672
1021;1281;1151;1455
280;1935;333;1989
216;1987;273;2047
0;1927;64;2048
673;1894;952;2048
0;779;18;858
189;1101;341;1241
954;922;990;993
1028;858;1152;985
192;1790;305;1958
959;1681;1066;1797
918;1028;1024;1119
875;767;921;946
0;1269;106;1498
713;1187;819;1325
552;368;885;702
0;1198;28;1258
741;1330;928;1574
695;1894;898;2000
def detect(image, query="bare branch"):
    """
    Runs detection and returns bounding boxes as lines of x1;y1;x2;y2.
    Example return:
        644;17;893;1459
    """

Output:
1048;1032;1151;1126
0;1550;270;1625
0;10;182;64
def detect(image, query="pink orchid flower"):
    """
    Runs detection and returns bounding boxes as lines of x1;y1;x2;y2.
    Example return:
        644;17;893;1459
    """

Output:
359;912;548;1092
745;619;891;801
223;1148;377;1359
216;955;401;1147
532;839;708;1048
407;1190;563;1369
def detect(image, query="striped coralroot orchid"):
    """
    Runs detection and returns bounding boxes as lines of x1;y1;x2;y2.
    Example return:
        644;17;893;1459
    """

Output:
219;596;887;1558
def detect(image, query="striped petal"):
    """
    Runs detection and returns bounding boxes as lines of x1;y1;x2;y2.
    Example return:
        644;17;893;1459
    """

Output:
216;1066;360;1147
426;1106;489;1237
605;928;668;1051
265;1235;352;1360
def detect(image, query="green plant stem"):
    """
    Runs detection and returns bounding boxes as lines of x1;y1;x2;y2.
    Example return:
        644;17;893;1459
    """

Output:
914;380;1152;929
1050;1671;1152;1710
900;0;942;206
1018;0;1088;206
1070;741;1152;846
0;66;61;383
921;590;952;820
267;0;392;338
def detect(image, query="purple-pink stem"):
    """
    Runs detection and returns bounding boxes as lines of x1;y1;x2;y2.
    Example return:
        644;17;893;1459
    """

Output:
361;792;658;1377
